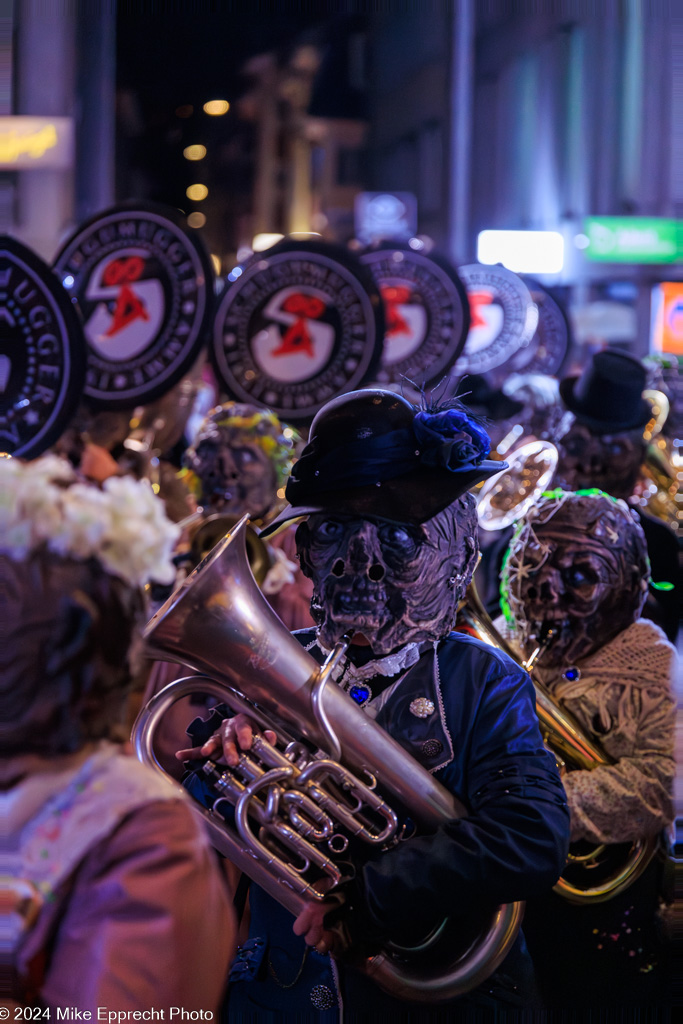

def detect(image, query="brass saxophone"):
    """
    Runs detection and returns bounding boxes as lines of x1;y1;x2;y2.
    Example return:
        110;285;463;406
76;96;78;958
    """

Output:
459;581;657;904
641;389;682;531
132;515;523;1003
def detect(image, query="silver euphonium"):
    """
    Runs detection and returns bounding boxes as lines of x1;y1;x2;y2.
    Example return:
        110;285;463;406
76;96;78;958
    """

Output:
132;515;523;1004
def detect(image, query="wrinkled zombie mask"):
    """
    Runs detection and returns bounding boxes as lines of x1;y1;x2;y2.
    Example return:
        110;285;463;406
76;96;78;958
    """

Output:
189;433;276;517
296;495;479;655
555;420;645;501
502;491;649;667
182;404;294;520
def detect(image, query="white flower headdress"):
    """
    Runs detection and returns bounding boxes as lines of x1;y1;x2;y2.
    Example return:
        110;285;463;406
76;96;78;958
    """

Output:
0;454;180;589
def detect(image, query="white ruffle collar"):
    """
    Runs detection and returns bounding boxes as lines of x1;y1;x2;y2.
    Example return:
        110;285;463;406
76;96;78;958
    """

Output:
316;638;422;684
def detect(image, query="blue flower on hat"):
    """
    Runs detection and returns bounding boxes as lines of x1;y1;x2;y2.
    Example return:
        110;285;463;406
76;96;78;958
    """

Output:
413;408;491;472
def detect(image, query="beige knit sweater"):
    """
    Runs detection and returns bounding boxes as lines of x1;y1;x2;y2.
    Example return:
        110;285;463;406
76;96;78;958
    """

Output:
497;618;676;845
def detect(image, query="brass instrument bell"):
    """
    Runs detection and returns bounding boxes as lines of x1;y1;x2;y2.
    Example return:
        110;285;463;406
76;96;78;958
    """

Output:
477;440;558;531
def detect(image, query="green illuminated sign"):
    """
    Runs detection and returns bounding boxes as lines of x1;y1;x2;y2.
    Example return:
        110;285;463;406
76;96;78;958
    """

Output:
583;216;683;263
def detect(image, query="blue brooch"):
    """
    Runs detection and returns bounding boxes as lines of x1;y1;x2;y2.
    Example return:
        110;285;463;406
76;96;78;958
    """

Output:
348;684;372;706
563;667;581;682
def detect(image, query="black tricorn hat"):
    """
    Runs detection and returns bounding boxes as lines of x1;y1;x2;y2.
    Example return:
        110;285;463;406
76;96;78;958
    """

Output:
559;349;652;434
261;388;506;536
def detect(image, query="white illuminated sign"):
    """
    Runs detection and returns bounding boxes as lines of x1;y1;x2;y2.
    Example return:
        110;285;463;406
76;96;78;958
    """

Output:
477;230;564;275
0;117;74;169
355;191;418;243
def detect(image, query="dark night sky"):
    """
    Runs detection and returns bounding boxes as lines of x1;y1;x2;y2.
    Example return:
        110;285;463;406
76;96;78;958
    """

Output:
114;6;359;245
116;8;330;112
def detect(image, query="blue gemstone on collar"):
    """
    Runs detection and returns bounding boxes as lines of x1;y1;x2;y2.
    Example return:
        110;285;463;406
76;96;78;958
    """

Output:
563;667;580;682
348;685;371;705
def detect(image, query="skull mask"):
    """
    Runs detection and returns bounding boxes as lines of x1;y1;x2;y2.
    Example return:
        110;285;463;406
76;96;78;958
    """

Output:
503;493;649;667
183;403;293;521
189;433;276;518
556;420;645;501
296;494;479;656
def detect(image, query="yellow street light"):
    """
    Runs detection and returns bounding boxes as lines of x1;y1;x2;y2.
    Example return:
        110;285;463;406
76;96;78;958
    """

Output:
203;100;230;116
186;183;208;201
183;144;207;161
187;212;206;228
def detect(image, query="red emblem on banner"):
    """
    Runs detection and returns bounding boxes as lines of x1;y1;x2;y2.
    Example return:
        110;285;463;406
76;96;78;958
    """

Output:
100;256;150;338
271;293;327;358
380;284;413;337
467;290;494;329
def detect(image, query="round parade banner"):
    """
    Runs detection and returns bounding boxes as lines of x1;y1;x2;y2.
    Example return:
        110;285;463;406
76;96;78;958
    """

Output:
453;264;538;376
53;203;214;409
211;239;384;421
359;242;469;387
0;235;86;458
514;277;572;377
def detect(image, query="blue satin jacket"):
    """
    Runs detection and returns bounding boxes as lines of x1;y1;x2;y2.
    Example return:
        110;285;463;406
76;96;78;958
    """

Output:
185;630;570;1018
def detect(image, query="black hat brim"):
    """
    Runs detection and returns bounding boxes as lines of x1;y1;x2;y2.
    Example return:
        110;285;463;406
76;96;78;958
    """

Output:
260;459;506;537
464;386;525;421
559;376;652;434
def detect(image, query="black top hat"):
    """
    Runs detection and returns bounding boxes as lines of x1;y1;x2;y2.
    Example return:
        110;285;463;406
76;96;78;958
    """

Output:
260;389;506;536
559;349;652;434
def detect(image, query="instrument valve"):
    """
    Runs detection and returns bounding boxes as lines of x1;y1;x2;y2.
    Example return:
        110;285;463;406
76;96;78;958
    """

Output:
327;833;349;854
203;759;222;783
203;759;245;797
283;740;311;769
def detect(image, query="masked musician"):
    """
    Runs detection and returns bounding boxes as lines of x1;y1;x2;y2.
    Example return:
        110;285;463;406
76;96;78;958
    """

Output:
178;388;570;1017
554;348;680;643
0;455;235;1011
477;350;680;642
142;402;314;778
179;401;314;631
499;489;676;1009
